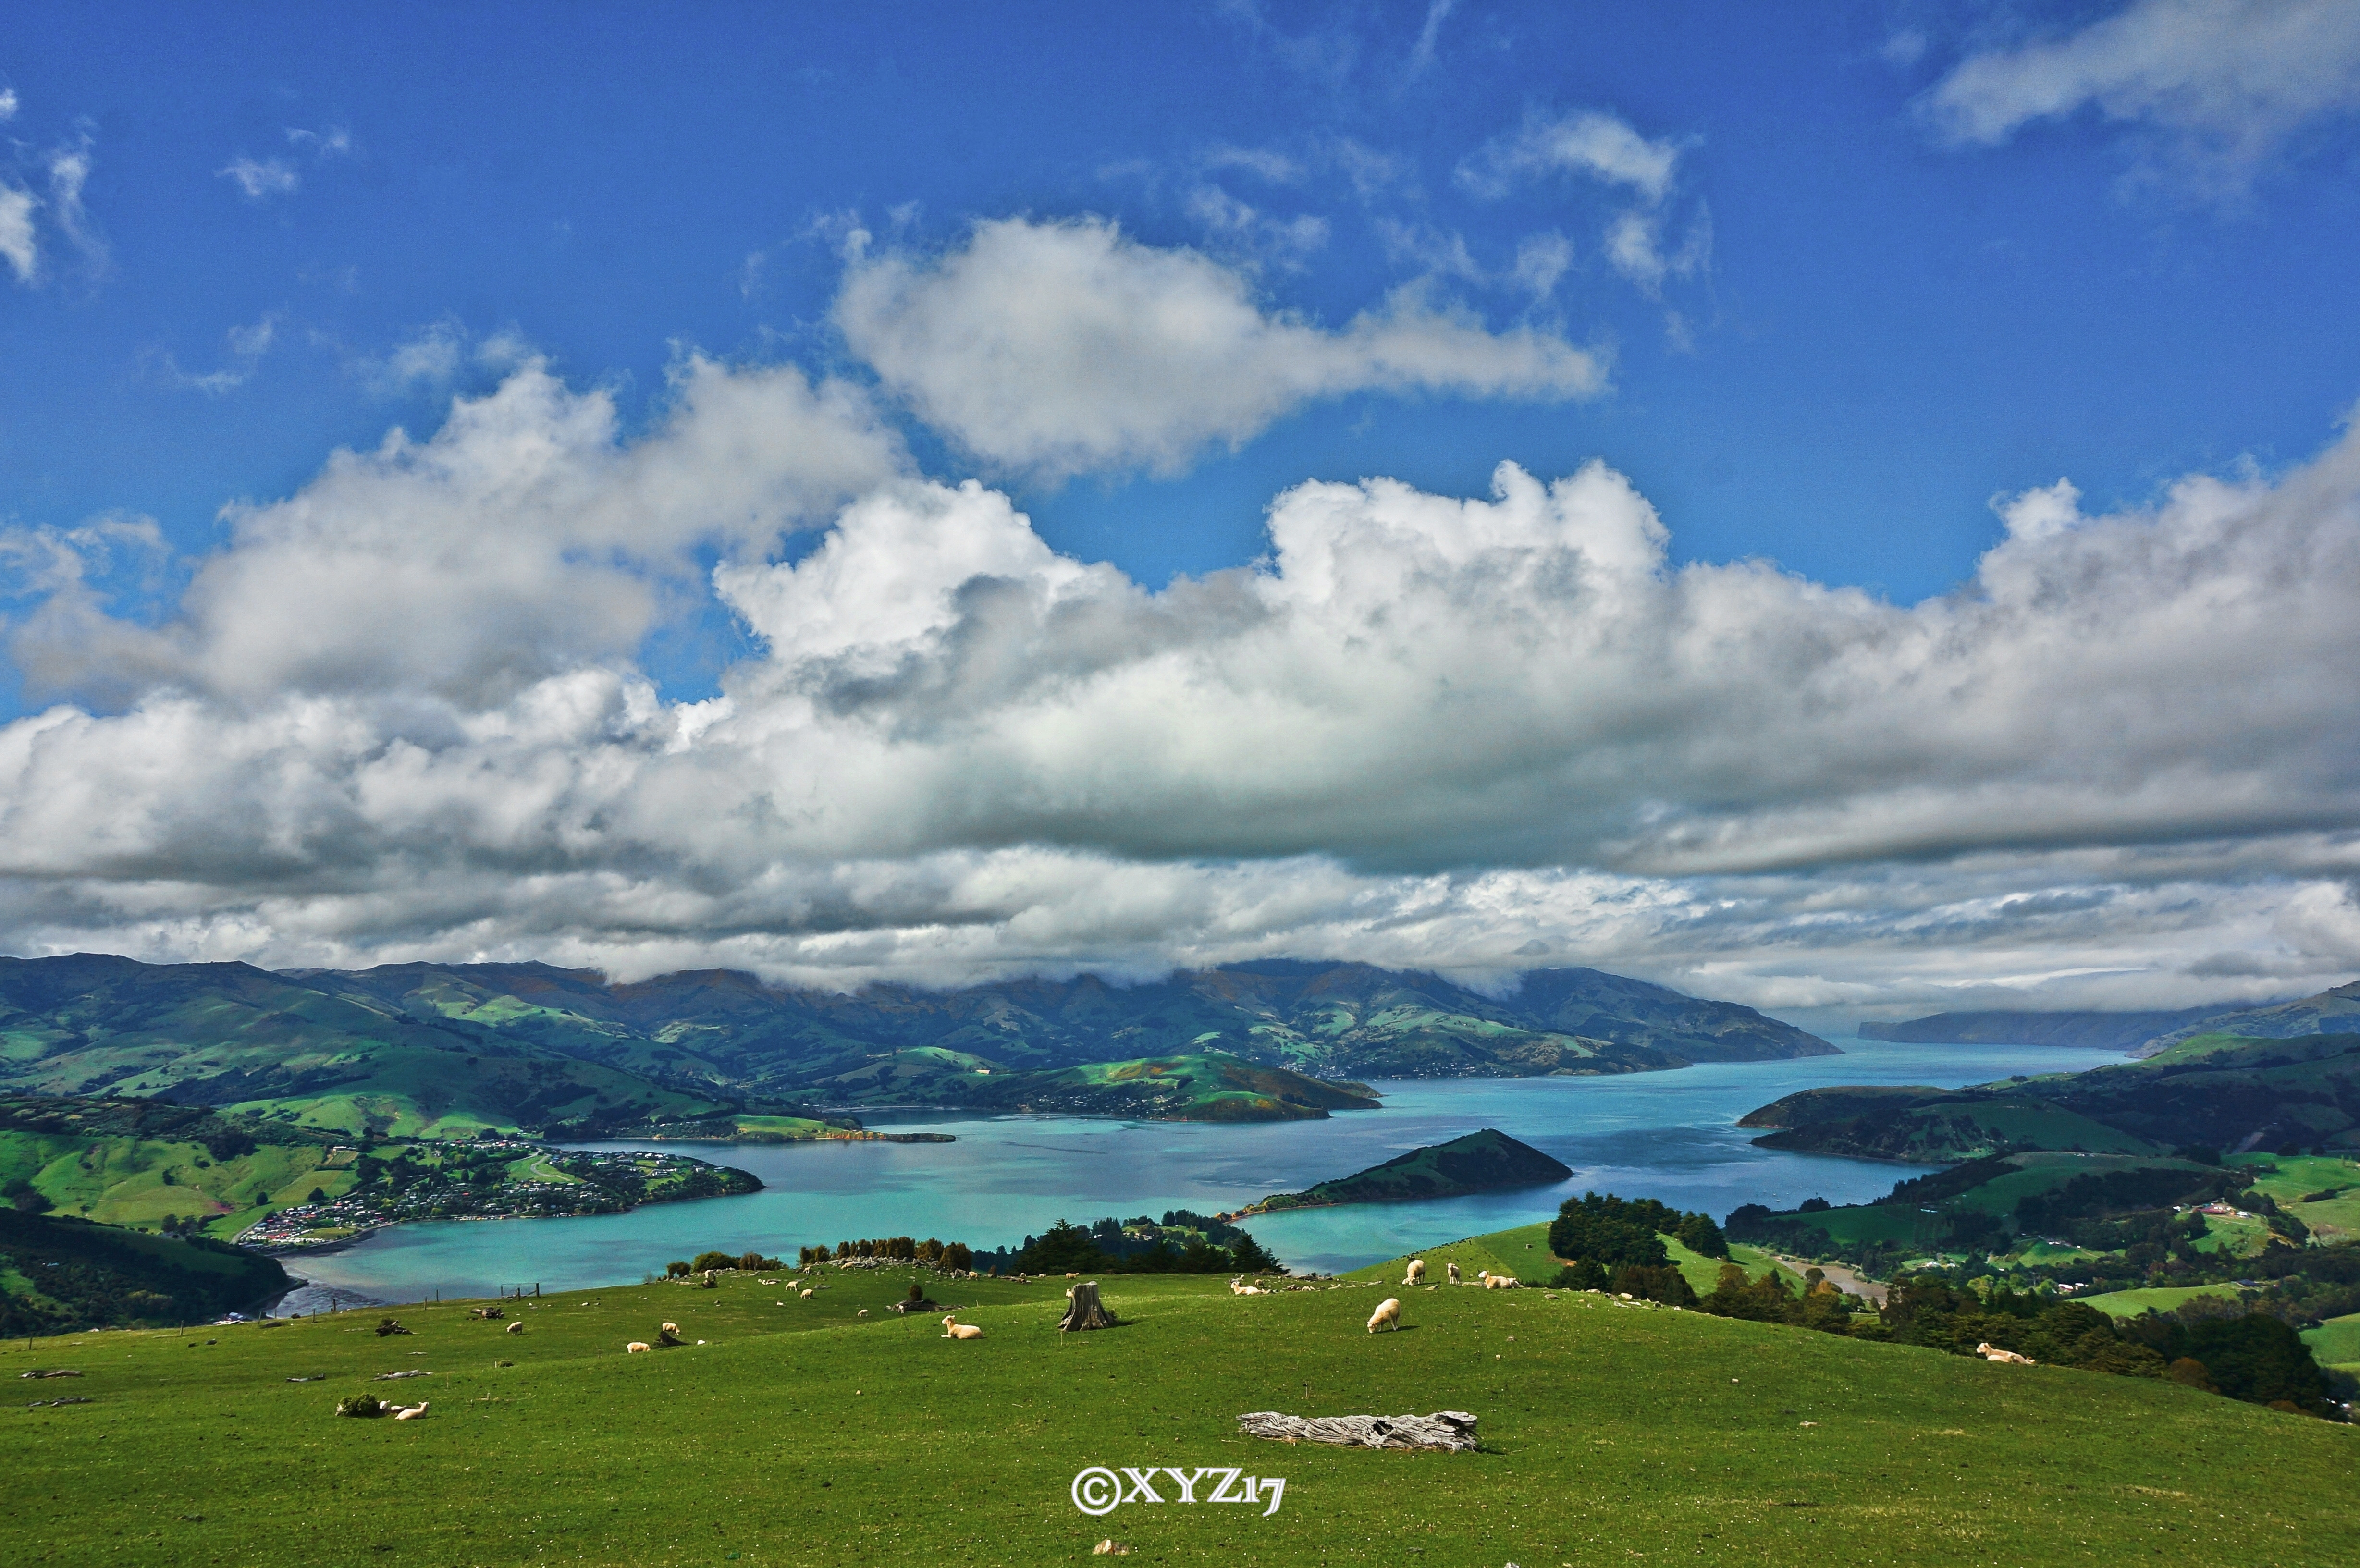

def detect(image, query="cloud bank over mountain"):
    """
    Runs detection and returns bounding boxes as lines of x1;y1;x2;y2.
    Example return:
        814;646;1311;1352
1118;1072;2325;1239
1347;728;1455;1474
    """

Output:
3;216;2358;1015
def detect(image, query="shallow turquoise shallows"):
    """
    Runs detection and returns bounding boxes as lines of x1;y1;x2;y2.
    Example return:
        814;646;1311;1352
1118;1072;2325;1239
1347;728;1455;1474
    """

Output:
280;1039;2124;1302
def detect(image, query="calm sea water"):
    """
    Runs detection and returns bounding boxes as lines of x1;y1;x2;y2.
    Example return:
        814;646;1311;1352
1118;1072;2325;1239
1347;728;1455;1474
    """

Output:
277;1038;2124;1305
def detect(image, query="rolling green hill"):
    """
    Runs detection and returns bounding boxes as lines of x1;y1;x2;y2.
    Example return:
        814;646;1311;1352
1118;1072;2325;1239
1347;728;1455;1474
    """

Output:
961;1052;1381;1121
1250;1128;1571;1211
2133;982;2360;1056
1739;1033;2360;1163
2;1249;2349;1567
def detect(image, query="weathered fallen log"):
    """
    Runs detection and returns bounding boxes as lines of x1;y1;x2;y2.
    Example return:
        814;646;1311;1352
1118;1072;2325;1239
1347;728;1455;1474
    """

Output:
1235;1410;1478;1452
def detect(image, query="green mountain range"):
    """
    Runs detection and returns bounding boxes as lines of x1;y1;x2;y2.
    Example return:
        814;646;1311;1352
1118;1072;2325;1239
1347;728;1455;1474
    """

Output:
0;954;1829;1134
1739;1031;2360;1163
1249;1127;1572;1211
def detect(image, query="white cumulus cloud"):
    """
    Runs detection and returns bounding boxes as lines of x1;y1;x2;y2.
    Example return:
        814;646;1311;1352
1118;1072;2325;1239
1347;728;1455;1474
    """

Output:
834;216;1605;478
1924;0;2360;188
5;353;2360;1010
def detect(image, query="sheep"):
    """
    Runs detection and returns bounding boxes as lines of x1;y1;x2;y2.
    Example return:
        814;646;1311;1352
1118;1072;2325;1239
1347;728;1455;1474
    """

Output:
857;1308;869;1318
1367;1297;1402;1334
1975;1342;2036;1366
1479;1271;1521;1289
626;1341;652;1354
505;1321;524;1335
1403;1259;1426;1286
799;1288;815;1299
1446;1262;1461;1286
941;1314;984;1340
390;1400;430;1421
1229;1277;1264;1296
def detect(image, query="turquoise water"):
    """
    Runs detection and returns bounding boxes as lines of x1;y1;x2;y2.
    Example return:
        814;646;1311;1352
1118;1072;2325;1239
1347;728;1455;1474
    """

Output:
279;1038;2124;1303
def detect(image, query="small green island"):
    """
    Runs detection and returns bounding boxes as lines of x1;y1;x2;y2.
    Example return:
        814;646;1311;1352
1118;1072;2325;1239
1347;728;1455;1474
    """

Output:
1242;1127;1573;1213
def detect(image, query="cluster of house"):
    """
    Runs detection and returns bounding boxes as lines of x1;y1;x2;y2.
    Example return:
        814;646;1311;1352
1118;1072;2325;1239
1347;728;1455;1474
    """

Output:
231;1145;704;1248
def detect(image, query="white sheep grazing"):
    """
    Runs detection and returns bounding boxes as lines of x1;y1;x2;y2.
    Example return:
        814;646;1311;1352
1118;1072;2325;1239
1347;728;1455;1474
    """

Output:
799;1288;815;1299
1446;1262;1461;1286
941;1314;984;1340
1367;1297;1402;1334
857;1308;869;1318
660;1322;680;1336
505;1321;523;1335
391;1400;430;1421
1403;1258;1426;1286
626;1341;652;1354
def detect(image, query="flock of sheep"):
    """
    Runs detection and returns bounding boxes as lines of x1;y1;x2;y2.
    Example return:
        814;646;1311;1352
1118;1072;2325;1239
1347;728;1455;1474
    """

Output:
1365;1257;1523;1334
610;1251;1539;1352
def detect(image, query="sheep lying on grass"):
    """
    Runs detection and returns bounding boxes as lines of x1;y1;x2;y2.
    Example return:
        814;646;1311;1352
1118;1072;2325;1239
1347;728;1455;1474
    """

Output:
941;1314;983;1340
1367;1297;1402;1334
1479;1271;1521;1289
626;1341;652;1354
1976;1342;2036;1365
1229;1278;1265;1296
391;1400;430;1421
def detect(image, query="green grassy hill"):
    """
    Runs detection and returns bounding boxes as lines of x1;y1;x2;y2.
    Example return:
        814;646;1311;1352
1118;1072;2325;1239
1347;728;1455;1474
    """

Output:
1739;1033;2360;1162
2;1254;2351;1567
964;1052;1381;1121
1251;1127;1571;1211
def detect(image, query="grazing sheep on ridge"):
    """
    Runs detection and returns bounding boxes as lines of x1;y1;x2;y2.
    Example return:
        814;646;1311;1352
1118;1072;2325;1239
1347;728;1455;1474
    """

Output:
1403;1259;1426;1286
626;1341;652;1354
1446;1262;1461;1286
941;1314;983;1340
1367;1297;1402;1334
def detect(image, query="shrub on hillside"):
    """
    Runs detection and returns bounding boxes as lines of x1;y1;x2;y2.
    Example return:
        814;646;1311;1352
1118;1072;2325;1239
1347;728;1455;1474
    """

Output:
1547;1192;1726;1274
1609;1263;1697;1307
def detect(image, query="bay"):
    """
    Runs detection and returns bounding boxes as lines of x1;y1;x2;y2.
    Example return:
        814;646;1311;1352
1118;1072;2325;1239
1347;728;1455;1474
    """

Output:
278;1038;2124;1304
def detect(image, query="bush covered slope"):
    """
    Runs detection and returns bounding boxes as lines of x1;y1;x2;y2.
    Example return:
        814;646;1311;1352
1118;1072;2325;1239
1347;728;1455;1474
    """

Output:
1251;1128;1571;1211
0;1208;287;1333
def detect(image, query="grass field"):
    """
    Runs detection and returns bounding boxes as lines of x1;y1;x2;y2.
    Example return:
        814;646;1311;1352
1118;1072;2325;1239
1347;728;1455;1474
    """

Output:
2303;1312;2360;1374
2077;1283;2248;1318
6;1241;2356;1567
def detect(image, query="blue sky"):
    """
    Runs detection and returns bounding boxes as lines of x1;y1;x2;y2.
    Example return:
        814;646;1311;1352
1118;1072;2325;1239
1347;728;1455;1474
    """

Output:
4;2;2360;1019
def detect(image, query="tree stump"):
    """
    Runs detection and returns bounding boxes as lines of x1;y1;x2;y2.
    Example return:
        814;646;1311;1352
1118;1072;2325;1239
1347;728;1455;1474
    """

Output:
1058;1280;1117;1332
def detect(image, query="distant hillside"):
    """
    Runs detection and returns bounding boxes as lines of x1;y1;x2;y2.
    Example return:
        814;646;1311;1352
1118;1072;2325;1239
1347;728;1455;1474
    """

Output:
1740;1033;2360;1162
0;955;1831;1135
1249;1127;1572;1211
1858;1007;2233;1051
963;1052;1380;1122
2131;983;2360;1057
